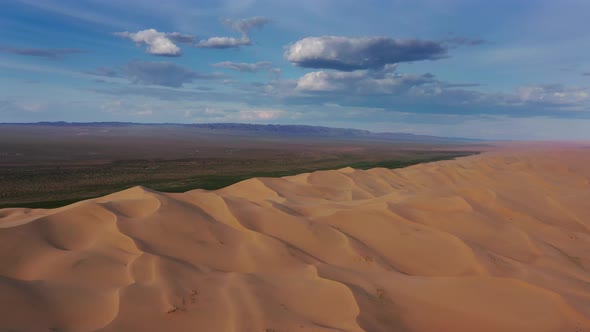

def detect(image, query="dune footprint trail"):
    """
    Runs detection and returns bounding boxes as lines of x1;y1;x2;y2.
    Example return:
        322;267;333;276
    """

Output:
1;148;590;332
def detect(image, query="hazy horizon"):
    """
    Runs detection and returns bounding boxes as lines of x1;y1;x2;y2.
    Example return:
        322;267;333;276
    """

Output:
1;0;590;140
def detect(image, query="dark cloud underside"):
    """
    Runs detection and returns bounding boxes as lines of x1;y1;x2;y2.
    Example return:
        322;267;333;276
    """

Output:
285;36;447;71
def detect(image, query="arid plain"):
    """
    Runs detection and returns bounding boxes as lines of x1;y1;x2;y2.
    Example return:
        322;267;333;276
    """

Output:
0;123;479;208
1;145;590;332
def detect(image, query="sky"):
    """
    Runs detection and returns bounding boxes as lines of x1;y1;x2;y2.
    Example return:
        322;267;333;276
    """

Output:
1;0;590;140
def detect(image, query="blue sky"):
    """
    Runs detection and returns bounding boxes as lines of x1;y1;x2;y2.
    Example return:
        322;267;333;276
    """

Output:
1;0;590;139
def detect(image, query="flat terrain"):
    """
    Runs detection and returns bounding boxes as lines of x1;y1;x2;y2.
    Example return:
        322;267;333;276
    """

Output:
0;123;481;208
1;147;589;331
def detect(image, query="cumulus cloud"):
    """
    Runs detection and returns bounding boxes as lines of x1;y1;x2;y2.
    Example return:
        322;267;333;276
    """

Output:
297;71;366;91
197;16;270;49
212;61;273;72
0;46;86;59
114;29;195;56
165;32;196;44
285;36;447;71
123;61;227;87
296;66;436;94
197;37;251;49
292;65;590;114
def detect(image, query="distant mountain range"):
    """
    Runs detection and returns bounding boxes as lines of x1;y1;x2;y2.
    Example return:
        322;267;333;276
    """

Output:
1;122;483;143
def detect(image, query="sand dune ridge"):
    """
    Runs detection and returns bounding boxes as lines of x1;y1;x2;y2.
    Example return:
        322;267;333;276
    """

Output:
1;149;590;331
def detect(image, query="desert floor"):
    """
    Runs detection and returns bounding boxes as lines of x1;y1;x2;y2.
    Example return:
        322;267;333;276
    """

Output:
0;124;479;209
1;146;590;332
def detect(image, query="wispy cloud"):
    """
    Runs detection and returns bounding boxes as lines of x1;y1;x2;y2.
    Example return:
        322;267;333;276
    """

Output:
197;16;270;49
223;16;270;35
0;58;113;82
0;46;86;59
0;99;47;114
212;61;274;72
124;61;228;87
443;37;487;47
87;61;230;88
16;0;132;28
184;106;292;123
515;84;590;109
85;66;120;78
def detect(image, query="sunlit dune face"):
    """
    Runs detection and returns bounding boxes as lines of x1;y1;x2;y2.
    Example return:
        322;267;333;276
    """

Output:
1;148;590;331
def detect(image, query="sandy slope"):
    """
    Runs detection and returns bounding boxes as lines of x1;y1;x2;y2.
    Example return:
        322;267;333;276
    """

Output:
1;148;590;332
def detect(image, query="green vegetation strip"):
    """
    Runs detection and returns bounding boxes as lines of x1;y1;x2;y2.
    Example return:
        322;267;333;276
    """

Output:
0;152;475;210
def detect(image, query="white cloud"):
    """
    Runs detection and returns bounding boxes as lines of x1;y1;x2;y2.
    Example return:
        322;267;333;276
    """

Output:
296;71;366;91
183;106;293;123
115;29;194;56
237;109;286;120
197;36;251;49
197;17;270;49
165;32;196;44
296;66;435;94
285;36;447;71
517;85;590;107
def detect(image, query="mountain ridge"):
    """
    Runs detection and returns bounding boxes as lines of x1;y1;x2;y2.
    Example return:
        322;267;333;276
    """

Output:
0;121;483;143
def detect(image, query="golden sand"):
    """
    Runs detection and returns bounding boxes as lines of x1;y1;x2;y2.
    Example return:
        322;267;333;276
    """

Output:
1;148;590;331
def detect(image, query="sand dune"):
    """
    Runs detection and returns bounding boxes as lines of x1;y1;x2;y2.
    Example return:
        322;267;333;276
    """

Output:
1;148;590;332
